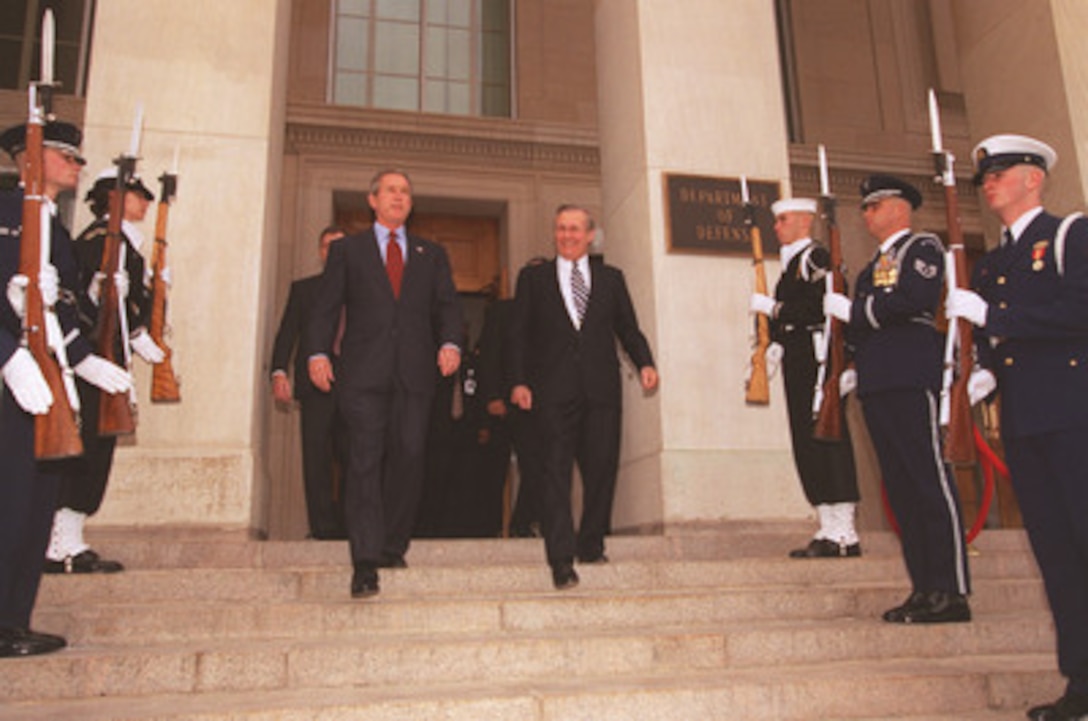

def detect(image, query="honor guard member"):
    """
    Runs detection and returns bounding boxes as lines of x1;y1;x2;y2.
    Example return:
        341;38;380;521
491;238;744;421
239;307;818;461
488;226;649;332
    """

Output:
824;175;971;624
750;197;861;558
946;135;1088;721
0;121;132;656
43;167;165;574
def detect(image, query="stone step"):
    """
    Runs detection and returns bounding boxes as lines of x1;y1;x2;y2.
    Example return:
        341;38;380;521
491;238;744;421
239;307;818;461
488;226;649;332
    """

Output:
0;654;1059;721
81;525;1038;569
36;548;1044;609
2;611;1057;703
30;574;1050;654
4;527;1057;720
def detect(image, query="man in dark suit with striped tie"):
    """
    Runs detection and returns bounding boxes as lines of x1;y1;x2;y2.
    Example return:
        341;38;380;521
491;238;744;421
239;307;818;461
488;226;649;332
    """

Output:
307;169;463;598
508;204;658;589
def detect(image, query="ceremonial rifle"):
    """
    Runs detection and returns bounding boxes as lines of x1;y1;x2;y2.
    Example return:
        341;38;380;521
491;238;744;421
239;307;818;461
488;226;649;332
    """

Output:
743;176;771;406
813;144;846;441
929;89;975;465
149;161;180;403
18;10;83;459
94;108;143;436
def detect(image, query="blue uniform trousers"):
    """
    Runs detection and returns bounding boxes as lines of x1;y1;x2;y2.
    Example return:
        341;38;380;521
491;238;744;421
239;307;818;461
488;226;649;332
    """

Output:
1005;429;1088;695
862;388;970;596
0;391;61;629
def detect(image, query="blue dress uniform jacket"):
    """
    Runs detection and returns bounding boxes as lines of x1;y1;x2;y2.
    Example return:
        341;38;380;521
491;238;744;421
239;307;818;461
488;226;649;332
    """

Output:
0;190;92;631
971;210;1088;697
847;231;945;396
972;212;1088;438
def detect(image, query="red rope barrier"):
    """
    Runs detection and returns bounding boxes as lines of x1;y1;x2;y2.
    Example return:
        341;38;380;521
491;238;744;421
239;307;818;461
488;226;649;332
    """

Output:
879;424;1004;543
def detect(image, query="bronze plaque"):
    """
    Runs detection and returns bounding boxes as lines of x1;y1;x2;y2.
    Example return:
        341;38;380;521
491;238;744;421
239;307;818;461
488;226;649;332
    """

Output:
664;173;781;256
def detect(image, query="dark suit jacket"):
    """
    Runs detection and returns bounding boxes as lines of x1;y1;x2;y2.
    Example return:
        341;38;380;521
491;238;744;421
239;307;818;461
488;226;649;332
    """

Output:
270;274;322;400
306;228;463;396
507;257;654;406
973;211;1088;438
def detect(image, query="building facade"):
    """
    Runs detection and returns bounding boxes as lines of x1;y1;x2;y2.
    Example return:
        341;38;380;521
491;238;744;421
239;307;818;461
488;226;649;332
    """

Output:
2;0;1085;539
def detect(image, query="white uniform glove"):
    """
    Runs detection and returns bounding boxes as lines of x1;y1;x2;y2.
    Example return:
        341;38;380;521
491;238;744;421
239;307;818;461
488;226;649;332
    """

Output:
87;271;106;306
749;293;777;317
946;288;988;327
839;368;857;397
823;292;852;322
114;270;130;301
967;368;997;405
6;274;28;318
765;342;783;378
8;267;61;319
73;355;132;394
130;328;165;364
1;347;53;414
145;265;172;288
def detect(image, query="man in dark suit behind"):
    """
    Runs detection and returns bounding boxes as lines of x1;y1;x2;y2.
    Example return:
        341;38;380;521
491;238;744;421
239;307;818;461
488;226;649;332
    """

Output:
307;170;463;598
270;225;347;540
508;204;658;590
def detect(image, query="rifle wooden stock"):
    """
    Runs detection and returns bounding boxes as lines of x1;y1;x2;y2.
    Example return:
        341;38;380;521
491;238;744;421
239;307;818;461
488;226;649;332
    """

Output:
745;211;771;406
942;180;976;465
18;118;83;459
813;198;846;441
149;178;180;403
95;179;136;436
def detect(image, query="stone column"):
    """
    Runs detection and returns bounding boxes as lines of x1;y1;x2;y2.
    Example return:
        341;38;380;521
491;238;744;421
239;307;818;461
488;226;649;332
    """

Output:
594;0;810;531
956;0;1088;219
77;0;292;530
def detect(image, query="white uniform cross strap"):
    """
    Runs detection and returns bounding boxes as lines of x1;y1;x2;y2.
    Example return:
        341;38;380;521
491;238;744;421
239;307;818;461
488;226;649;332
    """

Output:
1055;212;1084;277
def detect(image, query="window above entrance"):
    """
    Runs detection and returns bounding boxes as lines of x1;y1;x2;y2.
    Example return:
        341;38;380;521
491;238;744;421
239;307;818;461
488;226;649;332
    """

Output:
0;0;95;96
331;0;512;118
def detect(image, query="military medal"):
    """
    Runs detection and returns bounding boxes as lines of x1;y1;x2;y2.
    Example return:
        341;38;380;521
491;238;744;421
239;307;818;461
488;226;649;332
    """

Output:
1032;240;1048;272
873;253;898;287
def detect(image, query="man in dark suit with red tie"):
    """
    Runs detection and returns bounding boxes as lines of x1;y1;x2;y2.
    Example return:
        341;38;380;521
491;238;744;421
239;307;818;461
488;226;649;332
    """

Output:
307;169;463;598
508;204;658;590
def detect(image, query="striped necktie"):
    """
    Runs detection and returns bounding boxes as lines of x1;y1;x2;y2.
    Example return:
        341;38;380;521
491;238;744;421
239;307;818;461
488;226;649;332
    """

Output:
571;261;588;325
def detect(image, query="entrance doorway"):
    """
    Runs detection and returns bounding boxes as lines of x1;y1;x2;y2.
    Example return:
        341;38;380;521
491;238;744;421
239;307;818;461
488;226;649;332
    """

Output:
267;200;506;540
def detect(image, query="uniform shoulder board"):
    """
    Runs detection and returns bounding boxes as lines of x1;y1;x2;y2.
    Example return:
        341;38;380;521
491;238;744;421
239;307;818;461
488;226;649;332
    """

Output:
909;232;944;252
1055;212;1085;277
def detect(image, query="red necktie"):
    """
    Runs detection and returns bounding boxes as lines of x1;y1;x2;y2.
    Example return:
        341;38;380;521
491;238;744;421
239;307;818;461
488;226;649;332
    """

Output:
386;233;404;298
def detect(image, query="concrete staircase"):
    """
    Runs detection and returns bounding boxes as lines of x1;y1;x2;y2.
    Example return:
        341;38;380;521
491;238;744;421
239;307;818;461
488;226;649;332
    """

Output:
0;523;1061;720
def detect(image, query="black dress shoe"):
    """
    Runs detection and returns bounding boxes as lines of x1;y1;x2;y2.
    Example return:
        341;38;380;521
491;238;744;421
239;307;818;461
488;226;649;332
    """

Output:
551;563;579;590
887;591;971;624
351;564;380;598
789;538;861;559
378;555;407;569
1028;692;1088;720
577;553;609;564
882;591;927;623
44;549;124;574
0;627;67;657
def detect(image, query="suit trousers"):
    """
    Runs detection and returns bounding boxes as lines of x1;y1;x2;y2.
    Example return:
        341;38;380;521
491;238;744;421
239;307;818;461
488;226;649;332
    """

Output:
1005;429;1088;695
299;390;347;538
338;385;431;564
535;395;620;565
862;388;970;595
0;392;61;629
